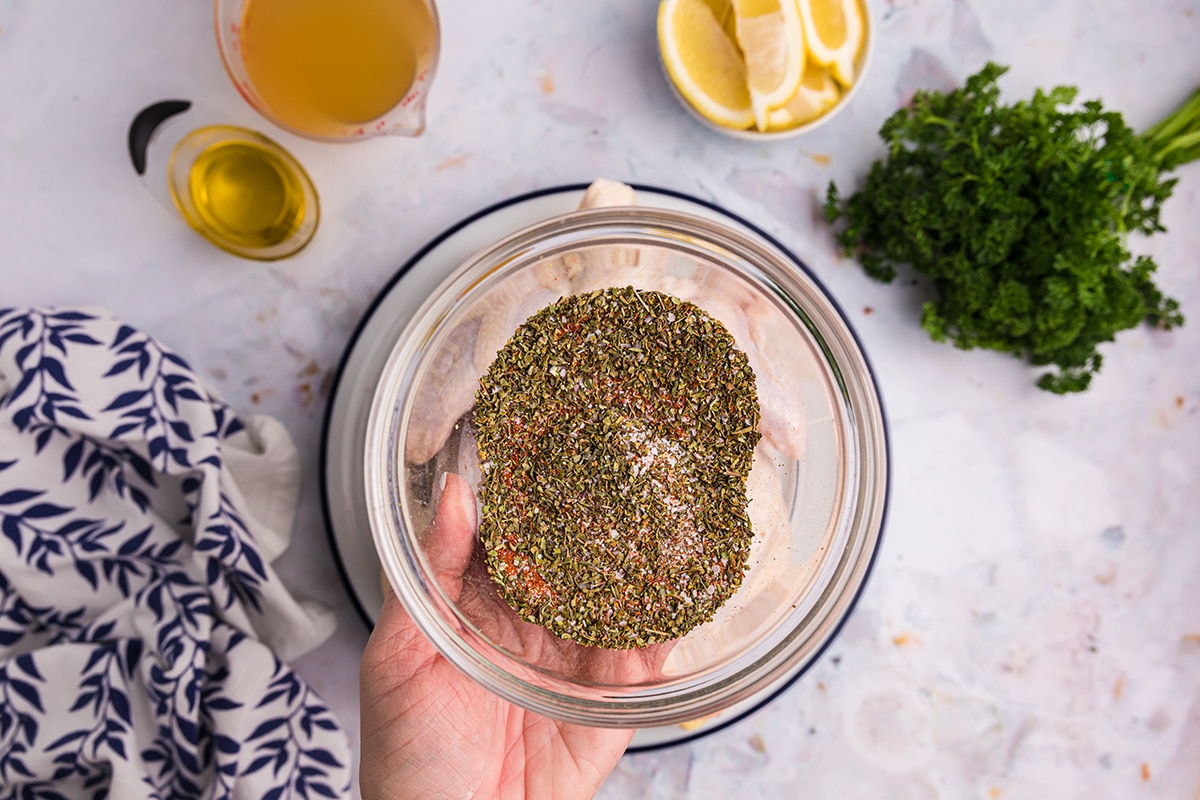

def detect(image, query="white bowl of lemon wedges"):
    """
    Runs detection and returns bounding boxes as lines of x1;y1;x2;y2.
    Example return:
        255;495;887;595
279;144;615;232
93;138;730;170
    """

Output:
658;0;873;138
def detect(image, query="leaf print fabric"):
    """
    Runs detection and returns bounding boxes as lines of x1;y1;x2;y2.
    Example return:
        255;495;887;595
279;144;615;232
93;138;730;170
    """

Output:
0;308;350;799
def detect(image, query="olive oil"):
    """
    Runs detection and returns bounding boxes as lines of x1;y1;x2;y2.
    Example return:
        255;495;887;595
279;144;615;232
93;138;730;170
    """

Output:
240;0;437;137
167;125;318;260
185;140;305;250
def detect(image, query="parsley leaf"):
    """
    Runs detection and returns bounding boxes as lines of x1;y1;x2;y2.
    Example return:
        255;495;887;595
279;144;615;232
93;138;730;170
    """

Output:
825;62;1193;393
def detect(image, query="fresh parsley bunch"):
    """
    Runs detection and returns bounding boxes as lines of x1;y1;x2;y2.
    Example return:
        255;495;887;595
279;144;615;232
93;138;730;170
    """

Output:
826;62;1197;393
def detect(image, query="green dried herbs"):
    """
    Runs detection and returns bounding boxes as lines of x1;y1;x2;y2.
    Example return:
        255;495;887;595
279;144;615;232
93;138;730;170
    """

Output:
474;286;761;649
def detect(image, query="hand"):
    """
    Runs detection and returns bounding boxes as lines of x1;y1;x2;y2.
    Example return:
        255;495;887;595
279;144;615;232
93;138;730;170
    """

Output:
360;473;669;800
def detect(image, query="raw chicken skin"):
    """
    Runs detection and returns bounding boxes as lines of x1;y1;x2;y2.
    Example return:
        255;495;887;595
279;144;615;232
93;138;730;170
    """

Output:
578;178;636;208
663;442;818;673
406;177;809;464
404;316;482;465
405;179;631;464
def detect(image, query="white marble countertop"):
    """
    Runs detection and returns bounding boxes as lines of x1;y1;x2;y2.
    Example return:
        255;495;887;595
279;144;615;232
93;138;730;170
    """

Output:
4;0;1199;797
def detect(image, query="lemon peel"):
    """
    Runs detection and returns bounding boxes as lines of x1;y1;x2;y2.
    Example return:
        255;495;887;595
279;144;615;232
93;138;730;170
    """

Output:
659;0;755;130
797;0;864;87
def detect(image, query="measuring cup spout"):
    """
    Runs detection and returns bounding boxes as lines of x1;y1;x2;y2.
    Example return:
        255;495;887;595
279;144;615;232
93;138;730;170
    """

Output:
366;59;435;139
387;95;428;137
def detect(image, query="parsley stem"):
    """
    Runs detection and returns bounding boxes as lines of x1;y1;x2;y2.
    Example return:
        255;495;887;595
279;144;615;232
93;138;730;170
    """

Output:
1141;87;1200;169
1152;129;1200;165
921;115;956;129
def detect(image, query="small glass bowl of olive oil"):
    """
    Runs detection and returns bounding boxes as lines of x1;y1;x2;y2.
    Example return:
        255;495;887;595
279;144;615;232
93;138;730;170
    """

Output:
167;125;318;261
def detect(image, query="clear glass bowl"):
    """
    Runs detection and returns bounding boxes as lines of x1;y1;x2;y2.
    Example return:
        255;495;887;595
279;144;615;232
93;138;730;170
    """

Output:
364;207;888;728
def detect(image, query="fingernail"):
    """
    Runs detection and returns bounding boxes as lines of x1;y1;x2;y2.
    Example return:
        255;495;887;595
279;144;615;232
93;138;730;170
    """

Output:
455;477;478;531
438;471;449;493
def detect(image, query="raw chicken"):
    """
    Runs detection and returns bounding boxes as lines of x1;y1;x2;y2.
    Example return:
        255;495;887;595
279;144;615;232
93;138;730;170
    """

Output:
404;178;631;464
406;177;811;464
526;185;810;459
692;277;809;460
473;269;558;375
533;178;638;291
662;442;821;673
404;315;481;465
404;179;826;671
579;178;636;208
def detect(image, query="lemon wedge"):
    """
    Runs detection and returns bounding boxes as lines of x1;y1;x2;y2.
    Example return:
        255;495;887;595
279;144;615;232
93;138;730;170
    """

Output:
765;62;842;130
797;0;864;87
698;0;739;44
659;0;756;130
733;0;806;131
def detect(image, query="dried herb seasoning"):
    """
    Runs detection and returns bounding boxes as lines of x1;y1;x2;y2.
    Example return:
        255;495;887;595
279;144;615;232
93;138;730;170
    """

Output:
474;286;761;649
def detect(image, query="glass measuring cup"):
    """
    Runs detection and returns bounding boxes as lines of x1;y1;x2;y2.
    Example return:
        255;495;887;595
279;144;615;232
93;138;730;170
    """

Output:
214;0;439;142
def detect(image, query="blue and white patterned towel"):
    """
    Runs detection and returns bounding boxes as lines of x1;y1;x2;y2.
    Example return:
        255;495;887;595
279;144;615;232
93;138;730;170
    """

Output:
0;308;351;799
